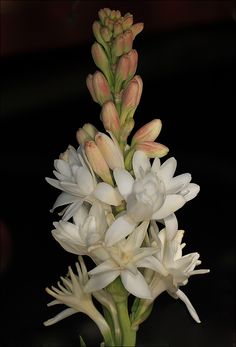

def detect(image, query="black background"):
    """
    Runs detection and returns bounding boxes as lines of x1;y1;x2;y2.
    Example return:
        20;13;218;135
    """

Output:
1;1;235;347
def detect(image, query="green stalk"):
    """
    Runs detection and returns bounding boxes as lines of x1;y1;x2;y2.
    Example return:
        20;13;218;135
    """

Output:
116;298;136;346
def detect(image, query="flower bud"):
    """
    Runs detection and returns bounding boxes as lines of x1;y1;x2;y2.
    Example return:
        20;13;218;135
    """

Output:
83;123;98;139
76;128;91;145
130;23;144;39
115;55;129;91
123;30;133;54
122;13;133;31
98;9;107;24
104;8;111;16
127;49;138;79
84;140;113;185
136;141;169;158
113;22;123;37
131;119;162;145
101;101;120;138
92;21;106;46
86;74;97;102
115;10;121;20
95;132;124;170
112;34;124;58
120;76;143;124
119;118;135;143
100;27;112;42
110;10;116;20
91;42;111;82
104;17;114;31
92;71;112;105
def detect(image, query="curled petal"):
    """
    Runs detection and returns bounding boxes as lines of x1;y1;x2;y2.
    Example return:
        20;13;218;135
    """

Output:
176;289;201;323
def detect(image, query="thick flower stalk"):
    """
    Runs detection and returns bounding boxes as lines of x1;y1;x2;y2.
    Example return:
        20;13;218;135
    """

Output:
44;7;209;347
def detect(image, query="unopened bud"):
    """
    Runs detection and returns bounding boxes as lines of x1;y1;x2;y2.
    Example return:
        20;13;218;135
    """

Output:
123;30;133;54
115;55;129;91
127;49;138;79
86;74;97;102
85;140;113;185
120;76;143;124
122;14;133;31
101;27;112;42
115;10;121;20
136;141;169;158
130;23;144;39
101;101;120;138
131;119;162;145
83;123;98;139
76;128;91;145
92;21;106;46
110;10;116;20
91;42;112;82
95;132;124;170
104;8;111;16
98;9;107;24
92;71;112;105
104;17;114;31
112;34;124;58
119;118;135;143
113;21;123;38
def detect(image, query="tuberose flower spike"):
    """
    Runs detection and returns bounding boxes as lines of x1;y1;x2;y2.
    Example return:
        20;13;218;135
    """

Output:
44;7;209;347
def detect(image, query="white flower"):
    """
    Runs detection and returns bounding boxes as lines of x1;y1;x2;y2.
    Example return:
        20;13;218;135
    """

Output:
84;221;167;299
105;150;200;246
148;221;210;323
46;145;122;221
51;202;108;259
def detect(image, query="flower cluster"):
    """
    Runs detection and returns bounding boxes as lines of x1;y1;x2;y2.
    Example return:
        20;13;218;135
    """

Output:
44;8;209;347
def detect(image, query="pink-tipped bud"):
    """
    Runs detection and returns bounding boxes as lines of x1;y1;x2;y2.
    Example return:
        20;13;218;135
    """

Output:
83;123;98;139
131;119;162;145
110;10;116;20
122;13;133;31
115;10;121;20
86;74;97;103
95;132;124;170
92;21;105;46
100;27;112;42
76;128;91;145
101;101;120;138
104;17;114;31
130;23;144;39
112;34;124;57
91;42;110;77
123;30;133;54
113;21;123;38
92;71;112;105
115;55;130;91
136;141;169;158
127;49;138;79
84;140;113;185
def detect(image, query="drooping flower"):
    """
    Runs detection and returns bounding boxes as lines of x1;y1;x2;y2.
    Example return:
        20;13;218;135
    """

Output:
148;221;210;323
51;202;108;260
46;145;122;221
105;150;200;246
84;221;167;299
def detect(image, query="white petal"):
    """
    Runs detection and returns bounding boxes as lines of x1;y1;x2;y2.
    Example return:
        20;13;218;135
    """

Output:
94;183;123;206
121;270;152;299
62;201;83;221
89;259;117;275
45;177;61;190
125;221;149;250
73;167;94;195
44;308;77;326
166;173;192;194
152;195;186;220
84;271;120;292
176;289;201;323
164;214;178;240
54;159;72;177
113;168;134;201
151;157;161;174
159;157;177;184
133;151;151;179
181;183;200;201
136;255;168;276
73;204;89;226
105;214;136;246
52;192;79;211
60;181;84;196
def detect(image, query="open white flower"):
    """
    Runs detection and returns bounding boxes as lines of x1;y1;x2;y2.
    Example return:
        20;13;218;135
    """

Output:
105;150;200;246
148;222;210;323
51;202;108;260
46;145;122;221
84;221;167;299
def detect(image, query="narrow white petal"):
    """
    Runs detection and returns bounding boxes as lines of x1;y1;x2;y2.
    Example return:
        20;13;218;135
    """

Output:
151;157;161;175
84;271;120;292
45;177;61;190
190;269;210;275
73;204;89;226
43;308;77;326
94;183;123;206
181;183;200;201
105;215;136;246
113;168;134;201
125;221;149;250
54;159;71;177
152;195;186;220
136;255;168;276
176;289;201;323
60;181;85;196
167;173;192;194
62;201;83;221
159;157;177;184
52;192;79;211
164;214;178;240
133;151;151;179
89;260;117;275
121;270;152;299
73;167;95;195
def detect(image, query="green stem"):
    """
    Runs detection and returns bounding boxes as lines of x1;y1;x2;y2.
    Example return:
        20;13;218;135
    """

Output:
116;298;136;347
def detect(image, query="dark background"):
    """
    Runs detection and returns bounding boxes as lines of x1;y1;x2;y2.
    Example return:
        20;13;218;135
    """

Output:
1;1;235;346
